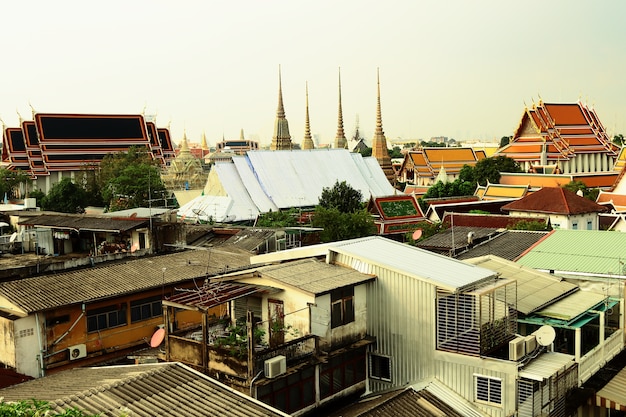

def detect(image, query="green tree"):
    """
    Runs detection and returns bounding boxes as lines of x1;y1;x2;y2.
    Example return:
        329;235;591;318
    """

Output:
98;148;168;212
405;221;447;245
75;165;105;207
472;156;521;186
256;209;299;227
509;220;550;231
388;146;403;159
40;178;89;213
358;147;372;157
0;168;32;200
613;134;624;147
318;180;364;213
499;136;512;148
0;399;103;416
563;180;599;201
312;206;376;243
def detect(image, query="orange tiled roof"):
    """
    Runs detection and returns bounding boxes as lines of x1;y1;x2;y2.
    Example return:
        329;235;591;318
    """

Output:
480;184;528;200
501;187;607;215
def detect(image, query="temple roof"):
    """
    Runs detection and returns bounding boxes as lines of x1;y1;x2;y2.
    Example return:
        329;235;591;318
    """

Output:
497;101;618;163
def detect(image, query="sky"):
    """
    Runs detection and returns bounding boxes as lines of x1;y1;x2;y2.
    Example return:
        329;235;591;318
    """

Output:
1;1;626;149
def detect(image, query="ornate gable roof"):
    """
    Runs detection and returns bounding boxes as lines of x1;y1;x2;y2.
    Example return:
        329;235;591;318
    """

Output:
500;101;618;163
501;187;607;215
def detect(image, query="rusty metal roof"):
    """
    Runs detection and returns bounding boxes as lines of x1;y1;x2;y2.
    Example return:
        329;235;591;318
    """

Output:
0;362;289;417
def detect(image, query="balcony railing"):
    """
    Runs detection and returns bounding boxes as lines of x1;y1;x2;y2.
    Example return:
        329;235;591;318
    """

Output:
578;330;624;384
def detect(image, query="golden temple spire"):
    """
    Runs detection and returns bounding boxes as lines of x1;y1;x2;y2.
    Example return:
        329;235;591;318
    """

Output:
302;82;315;150
270;65;292;150
371;68;394;183
334;68;347;149
201;131;209;150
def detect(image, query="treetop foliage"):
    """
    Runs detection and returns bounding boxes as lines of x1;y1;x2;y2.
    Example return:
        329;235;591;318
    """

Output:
318;180;364;213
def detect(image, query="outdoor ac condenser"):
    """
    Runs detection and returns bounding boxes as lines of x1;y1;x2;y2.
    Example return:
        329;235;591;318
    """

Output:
69;343;87;360
264;355;286;378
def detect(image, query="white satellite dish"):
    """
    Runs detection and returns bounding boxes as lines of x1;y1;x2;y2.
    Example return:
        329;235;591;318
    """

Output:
534;325;556;346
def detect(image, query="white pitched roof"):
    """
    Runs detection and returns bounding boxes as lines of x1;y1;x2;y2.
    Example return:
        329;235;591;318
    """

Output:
179;149;395;222
329;236;498;292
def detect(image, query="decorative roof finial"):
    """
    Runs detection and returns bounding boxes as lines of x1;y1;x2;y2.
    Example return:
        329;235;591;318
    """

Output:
334;67;347;149
302;81;315;150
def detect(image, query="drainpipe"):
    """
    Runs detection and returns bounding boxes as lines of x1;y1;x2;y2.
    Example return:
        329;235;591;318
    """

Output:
249;370;264;397
34;312;44;377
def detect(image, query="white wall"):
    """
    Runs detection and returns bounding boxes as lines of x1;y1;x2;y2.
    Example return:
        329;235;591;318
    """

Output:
0;316;16;368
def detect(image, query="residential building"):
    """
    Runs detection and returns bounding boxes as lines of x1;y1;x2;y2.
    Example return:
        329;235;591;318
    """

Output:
501;187;607;230
163;257;375;415
0;247;250;378
252;236;622;417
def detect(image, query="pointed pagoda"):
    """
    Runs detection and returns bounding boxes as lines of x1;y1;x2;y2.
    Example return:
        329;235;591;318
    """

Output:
302;82;315;150
334;68;348;149
371;68;395;183
270;65;292;150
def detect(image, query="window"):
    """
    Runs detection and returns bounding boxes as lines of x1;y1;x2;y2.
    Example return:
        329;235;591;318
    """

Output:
320;348;366;399
131;295;162;323
87;304;127;332
572;222;578;230
587;220;593;230
369;353;391;382
474;375;502;405
331;287;355;328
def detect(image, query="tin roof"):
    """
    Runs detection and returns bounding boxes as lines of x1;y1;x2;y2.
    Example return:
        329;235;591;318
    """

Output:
456;230;549;261
517;229;626;276
0;362;289;417
329;236;498;292
0;248;251;316
463;255;578;315
257;258;375;295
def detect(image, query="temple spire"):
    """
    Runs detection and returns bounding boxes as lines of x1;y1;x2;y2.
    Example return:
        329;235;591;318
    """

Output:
270;65;292;150
334;68;347;149
201;131;209;150
302;82;315;150
371;68;395;183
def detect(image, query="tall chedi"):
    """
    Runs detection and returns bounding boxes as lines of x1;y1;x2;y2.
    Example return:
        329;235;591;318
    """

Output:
334;68;348;149
371;68;395;183
302;82;315;150
270;65;293;150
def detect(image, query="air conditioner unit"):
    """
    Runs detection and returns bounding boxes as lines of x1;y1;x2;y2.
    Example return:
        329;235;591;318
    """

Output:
524;335;537;354
509;337;526;361
264;355;286;379
69;343;87;360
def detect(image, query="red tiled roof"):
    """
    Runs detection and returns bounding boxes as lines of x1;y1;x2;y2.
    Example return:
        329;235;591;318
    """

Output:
501;187;607;215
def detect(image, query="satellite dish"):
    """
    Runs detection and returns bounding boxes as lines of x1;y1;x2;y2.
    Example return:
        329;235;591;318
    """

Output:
412;229;423;240
150;328;166;348
534;325;556;347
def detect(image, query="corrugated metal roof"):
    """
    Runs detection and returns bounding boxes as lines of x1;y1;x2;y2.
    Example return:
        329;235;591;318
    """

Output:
329;236;497;292
518;352;576;381
258;258;375;295
596;365;626;411
536;291;607;321
424;379;489;417
0;362;289;417
456;230;549;262
18;213;147;232
517;230;626;276
0;248;251;314
463;255;578;315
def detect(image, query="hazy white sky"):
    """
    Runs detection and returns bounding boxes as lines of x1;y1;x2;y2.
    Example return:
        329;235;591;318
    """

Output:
1;1;625;148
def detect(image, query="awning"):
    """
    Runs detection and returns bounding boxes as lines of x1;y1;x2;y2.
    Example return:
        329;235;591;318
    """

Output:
519;352;575;382
594;366;626;411
535;292;607;322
